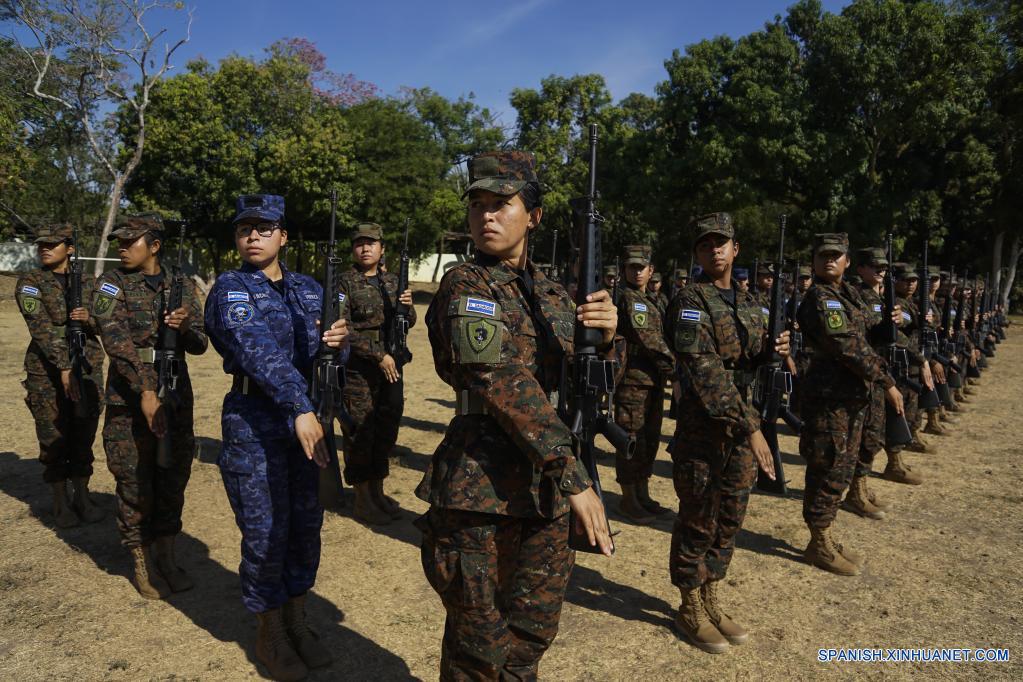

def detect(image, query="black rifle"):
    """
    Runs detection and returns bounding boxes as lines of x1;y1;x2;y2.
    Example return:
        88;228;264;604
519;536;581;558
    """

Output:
388;218;413;370
611;256;621;306
786;260;804;359
155;222;187;468
753;216;799;494
751;257;760;297
940;267;963;390
560;124;634;554
67;227;92;419
881;234;914;446
914;233;942;410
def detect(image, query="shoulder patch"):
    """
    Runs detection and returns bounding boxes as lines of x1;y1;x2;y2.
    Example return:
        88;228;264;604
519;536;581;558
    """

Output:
901;311;912;322
633;311;648;328
680;309;702;322
99;282;121;298
226;291;250;303
227;302;255;326
633;302;648;312
826;310;845;330
761;307;770;316
20;285;41;296
825;300;843;310
873;304;883;313
338;292;346;304
19;295;40;315
464;296;497;317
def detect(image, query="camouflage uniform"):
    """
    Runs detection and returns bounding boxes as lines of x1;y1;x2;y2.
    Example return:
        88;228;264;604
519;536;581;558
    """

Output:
796;237;893;529
854;250;889;477
17;226;105;484
338;230;417;486
615;247;675;487
892;267;926;436
416;151;611;680
93;219;207;549
663;214;769;590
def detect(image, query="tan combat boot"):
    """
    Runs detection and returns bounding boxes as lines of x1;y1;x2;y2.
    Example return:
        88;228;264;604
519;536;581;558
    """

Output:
674;586;729;654
906;431;937;454
283;593;332;669
371;479;401;520
864;478;892;512
804;526;861;576
71;477;105;524
256;608;309;681
939;405;959;424
963;383;977;395
882;449;923;485
922;410;947;437
701;580;749;645
636;478;672;516
131;545;172;600
51;481;80;528
842;475;886;520
353;482;391;525
618;484;655;524
153;535;194;593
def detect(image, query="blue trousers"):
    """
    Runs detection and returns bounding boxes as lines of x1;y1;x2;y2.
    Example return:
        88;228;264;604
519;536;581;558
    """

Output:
220;438;323;613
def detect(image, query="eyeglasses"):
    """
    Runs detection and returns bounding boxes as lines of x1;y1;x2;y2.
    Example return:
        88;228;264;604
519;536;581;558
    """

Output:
235;222;280;239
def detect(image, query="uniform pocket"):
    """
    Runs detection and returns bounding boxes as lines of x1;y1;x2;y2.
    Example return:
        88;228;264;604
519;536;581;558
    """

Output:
674;458;712;499
218;439;259;474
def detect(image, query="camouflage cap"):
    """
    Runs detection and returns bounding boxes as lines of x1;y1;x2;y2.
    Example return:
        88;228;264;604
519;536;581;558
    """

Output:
734;267;749;281
650;272;662;283
462;151;538;199
674;268;689;281
352;222;383;242
623;244;651;266
756;261;776;277
692;212;734;245
603;264;619;277
855;246;888;268
893;262;919;280
927;265;940;279
797;264;812;278
33;223;74;244
813;233;849;255
108;215;163;242
234;194;285;225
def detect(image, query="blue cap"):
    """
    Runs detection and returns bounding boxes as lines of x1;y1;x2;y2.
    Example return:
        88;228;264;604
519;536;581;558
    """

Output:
234;194;285;224
692;265;704;280
734;267;749;281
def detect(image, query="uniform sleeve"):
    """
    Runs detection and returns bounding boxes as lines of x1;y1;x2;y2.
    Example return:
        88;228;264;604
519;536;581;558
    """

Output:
618;291;675;378
798;289;895;389
203;277;315;430
93;275;159;395
428;269;591;495
669;289;761;439
17;273;70;370
181;279;209;356
81;275;102;338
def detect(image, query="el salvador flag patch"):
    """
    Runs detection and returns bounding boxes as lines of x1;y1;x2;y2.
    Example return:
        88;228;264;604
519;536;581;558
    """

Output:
902;312;911;321
873;304;883;312
762;307;770;316
338;292;346;303
226;291;250;302
99;282;120;297
634;302;648;312
681;309;702;322
21;285;40;296
466;297;497;317
825;300;843;310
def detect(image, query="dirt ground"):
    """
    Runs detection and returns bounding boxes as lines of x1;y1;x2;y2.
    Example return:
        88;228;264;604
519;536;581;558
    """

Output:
0;273;1020;681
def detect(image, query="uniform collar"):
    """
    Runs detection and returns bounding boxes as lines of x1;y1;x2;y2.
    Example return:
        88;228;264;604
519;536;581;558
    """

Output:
240;262;298;287
473;252;559;294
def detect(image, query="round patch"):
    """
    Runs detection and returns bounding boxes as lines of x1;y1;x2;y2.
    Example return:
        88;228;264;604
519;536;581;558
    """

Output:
20;296;39;314
228;302;255;325
826;310;844;330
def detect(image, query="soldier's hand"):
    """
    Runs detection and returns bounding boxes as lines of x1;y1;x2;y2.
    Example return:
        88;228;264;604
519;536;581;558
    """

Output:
892;305;903;325
568;487;613;556
750;430;775;480
323;318;350;349
69;306;89;322
576;289;617;346
785;355;798;377
931;360;946;384
141;390;167;438
774;330;791;358
399;288;413;306
60;368;80;402
379;354;399;383
885;385;904;415
925;309;935;325
164;306;190;332
921;362;935;391
295;412;329;468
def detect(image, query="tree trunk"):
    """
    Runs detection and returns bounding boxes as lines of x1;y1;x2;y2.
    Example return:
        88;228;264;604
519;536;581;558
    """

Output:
92;174;127;276
991;230;1005;295
1001;233;1021;311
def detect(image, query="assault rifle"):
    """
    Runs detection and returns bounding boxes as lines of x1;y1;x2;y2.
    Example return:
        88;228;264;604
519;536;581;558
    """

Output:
67;227;92;418
155;221;186;468
940;268;964;391
914;233;942;410
753;216;800;494
388;218;413;370
559;124;634;554
786;261;804;359
611;255;621;306
549;228;559;282
881;234;914;446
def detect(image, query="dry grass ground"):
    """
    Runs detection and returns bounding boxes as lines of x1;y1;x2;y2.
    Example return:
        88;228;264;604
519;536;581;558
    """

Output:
0;274;1019;680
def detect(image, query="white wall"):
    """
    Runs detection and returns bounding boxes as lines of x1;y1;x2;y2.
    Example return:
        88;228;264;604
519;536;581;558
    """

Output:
410;253;472;283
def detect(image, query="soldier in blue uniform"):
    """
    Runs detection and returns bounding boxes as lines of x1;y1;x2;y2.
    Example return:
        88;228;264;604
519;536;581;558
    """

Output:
204;194;350;682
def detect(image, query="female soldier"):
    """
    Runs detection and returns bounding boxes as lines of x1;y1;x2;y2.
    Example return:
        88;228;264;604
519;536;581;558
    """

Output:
796;234;902;577
17;223;105;527
204;194;350;682
417;151;617;679
93;216;207;599
664;212;789;654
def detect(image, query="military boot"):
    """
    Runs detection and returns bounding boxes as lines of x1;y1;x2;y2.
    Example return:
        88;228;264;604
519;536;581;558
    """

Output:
283;593;332;669
882;449;923;485
701;580;748;645
256;608;308;681
131;546;172;600
906;432;937;454
922;411;947;437
353;482;391;525
864;478;892;512
153;535;194;593
371;479;401;520
636;478;672;516
674;586;729;654
51;481;80;528
804;526;860;576
939;405;959;424
963;383;977;395
842;475;886;520
71;477;105;524
953;388;970;406
618;484;655;524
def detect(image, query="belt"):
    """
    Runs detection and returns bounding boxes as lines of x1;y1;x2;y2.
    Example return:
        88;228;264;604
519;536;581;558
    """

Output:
359;329;381;342
456;388;559;416
231;375;267;398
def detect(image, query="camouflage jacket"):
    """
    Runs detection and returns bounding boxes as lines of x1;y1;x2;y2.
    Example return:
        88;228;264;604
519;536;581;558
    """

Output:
796;279;894;403
93;267;207;406
665;280;767;442
896;296;926;368
337;267;417;366
653;291;669;316
16;268;104;381
857;284;887;352
617;284;675;387
419;255;622;519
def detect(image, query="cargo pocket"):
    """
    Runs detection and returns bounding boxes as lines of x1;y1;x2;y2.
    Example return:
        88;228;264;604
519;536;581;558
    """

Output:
218;439;258;475
674;458;712;500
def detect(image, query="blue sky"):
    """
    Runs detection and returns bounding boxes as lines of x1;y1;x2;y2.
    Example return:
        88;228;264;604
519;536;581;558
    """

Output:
167;0;848;124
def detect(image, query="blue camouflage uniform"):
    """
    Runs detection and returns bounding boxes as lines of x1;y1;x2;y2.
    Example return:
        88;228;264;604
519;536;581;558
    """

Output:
204;195;348;614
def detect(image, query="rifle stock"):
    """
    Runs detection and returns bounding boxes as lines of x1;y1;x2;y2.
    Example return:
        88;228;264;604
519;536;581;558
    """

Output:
155;222;186;468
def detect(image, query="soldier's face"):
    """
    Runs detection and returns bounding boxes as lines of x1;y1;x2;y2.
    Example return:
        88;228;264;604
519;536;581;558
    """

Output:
737;279;749;292
757;274;773;290
857;264;884;287
118;235;160;269
651;280;661;293
625;262;651;288
929;277;940;295
896;279;918;296
813;250;847;282
37;241;69;267
798;276;812;291
235;220;287;267
467;190;540;261
694;235;736;278
352;238;383;268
